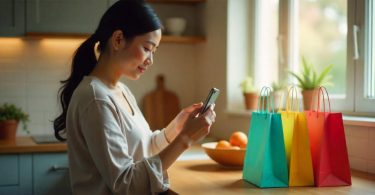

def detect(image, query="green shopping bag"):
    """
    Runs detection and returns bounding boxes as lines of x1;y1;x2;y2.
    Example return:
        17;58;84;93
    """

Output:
242;87;289;188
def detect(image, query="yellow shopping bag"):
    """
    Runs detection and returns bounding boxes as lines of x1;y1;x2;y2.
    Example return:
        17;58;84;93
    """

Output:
279;86;314;187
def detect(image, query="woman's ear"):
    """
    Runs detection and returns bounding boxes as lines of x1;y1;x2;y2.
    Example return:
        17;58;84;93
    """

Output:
111;30;126;51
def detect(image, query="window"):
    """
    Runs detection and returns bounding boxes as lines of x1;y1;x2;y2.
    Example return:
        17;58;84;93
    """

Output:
253;0;280;87
283;0;351;111
226;0;374;114
254;0;375;114
355;0;375;113
290;0;347;95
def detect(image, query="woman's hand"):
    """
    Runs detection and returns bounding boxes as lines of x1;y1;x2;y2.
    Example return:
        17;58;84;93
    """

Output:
158;103;216;170
164;102;205;142
177;103;216;146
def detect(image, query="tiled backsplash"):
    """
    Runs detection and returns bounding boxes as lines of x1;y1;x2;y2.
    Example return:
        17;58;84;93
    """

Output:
0;38;77;135
0;37;200;136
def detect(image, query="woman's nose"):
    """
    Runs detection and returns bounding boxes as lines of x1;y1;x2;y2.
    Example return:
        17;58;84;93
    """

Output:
144;53;153;66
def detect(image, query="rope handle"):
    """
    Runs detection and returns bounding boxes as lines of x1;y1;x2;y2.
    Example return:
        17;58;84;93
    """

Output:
309;86;331;115
285;86;300;112
257;87;275;113
317;86;331;113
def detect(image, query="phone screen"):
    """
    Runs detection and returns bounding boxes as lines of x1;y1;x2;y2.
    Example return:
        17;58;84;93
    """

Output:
200;88;220;115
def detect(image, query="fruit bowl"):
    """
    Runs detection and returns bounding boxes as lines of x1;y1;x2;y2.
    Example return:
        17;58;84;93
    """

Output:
201;142;246;167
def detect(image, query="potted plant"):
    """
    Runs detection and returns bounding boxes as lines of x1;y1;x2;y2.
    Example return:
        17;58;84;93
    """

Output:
240;77;258;110
0;103;29;141
288;57;333;110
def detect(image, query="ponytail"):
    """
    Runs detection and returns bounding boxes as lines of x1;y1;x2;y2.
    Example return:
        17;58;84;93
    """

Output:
54;35;97;141
53;0;161;141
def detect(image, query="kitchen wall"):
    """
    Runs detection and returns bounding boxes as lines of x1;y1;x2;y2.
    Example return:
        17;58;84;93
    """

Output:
0;0;374;174
0;38;78;135
0;38;201;135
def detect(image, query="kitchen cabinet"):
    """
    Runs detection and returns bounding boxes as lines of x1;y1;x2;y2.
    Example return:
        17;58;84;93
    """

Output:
32;153;71;195
0;0;25;36
0;154;32;194
0;153;71;195
26;0;108;34
0;137;70;195
0;0;206;44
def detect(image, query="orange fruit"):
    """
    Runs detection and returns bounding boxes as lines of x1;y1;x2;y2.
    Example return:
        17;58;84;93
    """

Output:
216;140;231;149
229;131;248;148
229;146;241;150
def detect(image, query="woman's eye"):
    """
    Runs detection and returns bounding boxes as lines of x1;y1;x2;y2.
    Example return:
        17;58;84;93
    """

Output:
144;47;151;52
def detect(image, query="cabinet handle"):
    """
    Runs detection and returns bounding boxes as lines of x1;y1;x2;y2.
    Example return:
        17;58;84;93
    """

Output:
51;165;69;172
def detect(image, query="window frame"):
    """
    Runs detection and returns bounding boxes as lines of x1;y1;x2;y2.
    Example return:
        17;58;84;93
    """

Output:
279;0;374;115
354;0;375;114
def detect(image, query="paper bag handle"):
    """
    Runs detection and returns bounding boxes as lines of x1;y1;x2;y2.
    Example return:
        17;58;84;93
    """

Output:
285;86;300;112
257;87;275;113
311;86;331;115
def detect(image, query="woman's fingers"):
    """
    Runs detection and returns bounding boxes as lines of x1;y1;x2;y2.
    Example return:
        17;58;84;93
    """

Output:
202;104;216;121
189;105;203;118
180;103;216;143
184;102;203;113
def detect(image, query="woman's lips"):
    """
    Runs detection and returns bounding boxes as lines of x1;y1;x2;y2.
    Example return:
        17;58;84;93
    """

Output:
138;66;146;73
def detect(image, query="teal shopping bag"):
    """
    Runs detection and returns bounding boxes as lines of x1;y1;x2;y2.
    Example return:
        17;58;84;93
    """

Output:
242;87;289;188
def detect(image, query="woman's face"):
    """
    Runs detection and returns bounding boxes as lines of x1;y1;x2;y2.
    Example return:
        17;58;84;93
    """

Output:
111;29;162;80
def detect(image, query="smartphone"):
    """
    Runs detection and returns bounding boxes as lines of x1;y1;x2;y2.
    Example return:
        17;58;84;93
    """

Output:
199;88;220;115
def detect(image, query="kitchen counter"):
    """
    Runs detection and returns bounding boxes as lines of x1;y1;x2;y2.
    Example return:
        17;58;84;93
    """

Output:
167;159;375;195
0;136;67;154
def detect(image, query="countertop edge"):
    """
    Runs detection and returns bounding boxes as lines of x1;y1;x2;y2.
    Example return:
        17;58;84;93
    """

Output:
0;136;67;154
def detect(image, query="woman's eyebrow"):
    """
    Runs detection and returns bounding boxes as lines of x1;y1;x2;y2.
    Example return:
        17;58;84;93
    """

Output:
146;40;158;48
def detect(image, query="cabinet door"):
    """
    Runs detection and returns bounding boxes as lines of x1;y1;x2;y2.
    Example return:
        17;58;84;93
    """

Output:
33;153;72;195
26;0;108;34
0;154;32;195
0;0;25;36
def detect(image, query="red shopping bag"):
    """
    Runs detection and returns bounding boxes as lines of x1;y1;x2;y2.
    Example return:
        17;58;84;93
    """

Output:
305;87;351;187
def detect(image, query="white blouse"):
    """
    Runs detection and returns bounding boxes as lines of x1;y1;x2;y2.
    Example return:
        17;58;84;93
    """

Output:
66;76;170;195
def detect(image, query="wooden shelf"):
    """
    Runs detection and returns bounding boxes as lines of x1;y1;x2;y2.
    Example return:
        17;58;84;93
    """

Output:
26;33;205;44
26;32;89;39
161;35;205;44
146;0;205;4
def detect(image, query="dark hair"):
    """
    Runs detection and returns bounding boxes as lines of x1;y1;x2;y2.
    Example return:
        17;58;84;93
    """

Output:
54;0;162;141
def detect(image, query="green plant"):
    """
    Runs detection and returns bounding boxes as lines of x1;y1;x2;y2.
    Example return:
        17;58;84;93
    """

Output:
271;80;287;91
288;57;333;90
0;103;29;133
240;77;257;93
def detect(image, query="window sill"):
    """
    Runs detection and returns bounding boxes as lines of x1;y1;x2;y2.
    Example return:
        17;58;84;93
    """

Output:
343;116;375;127
225;109;375;128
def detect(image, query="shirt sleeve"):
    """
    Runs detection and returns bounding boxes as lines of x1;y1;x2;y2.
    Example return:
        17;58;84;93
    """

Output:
79;100;169;194
149;128;170;156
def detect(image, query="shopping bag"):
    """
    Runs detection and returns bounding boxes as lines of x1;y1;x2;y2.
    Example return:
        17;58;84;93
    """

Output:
305;87;351;187
243;87;289;188
279;86;314;186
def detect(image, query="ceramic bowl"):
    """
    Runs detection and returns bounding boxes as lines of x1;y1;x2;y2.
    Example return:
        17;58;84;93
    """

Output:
201;142;246;167
165;17;187;36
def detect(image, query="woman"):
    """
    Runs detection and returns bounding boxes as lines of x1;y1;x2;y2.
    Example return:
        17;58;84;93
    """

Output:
53;0;216;194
